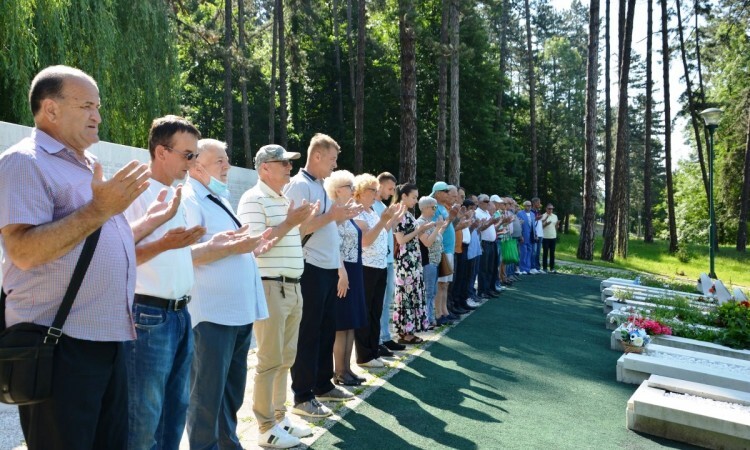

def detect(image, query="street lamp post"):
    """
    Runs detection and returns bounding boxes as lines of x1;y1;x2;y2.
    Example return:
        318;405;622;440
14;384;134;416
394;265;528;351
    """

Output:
700;107;723;279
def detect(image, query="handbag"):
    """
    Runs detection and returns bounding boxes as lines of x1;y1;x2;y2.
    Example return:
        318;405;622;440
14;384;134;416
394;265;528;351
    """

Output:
0;228;101;405
438;253;453;277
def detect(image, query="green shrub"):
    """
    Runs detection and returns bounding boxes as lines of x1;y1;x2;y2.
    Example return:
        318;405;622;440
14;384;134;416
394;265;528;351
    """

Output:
716;301;750;349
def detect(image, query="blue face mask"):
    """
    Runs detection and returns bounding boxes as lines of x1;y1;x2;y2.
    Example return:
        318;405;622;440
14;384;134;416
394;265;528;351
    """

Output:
207;176;230;199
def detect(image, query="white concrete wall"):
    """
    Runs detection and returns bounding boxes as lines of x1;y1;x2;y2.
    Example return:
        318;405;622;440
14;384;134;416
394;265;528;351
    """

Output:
0;121;258;286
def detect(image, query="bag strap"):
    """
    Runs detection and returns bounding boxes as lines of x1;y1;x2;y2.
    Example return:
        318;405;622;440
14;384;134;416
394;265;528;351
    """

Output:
44;228;102;343
207;195;241;228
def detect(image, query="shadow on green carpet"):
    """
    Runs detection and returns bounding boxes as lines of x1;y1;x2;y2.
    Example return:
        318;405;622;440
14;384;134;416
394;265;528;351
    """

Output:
311;274;700;450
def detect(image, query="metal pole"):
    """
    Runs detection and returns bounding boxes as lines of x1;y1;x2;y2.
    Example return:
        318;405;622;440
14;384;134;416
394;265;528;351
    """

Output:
708;125;717;279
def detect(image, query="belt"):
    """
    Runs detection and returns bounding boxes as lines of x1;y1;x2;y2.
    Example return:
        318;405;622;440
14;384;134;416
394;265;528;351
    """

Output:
134;293;191;311
261;276;301;284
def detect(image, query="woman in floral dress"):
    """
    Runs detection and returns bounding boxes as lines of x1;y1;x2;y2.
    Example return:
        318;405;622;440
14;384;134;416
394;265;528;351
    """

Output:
393;183;436;344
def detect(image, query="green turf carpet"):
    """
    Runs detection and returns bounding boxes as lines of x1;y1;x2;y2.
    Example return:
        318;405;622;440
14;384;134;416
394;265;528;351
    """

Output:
312;274;699;450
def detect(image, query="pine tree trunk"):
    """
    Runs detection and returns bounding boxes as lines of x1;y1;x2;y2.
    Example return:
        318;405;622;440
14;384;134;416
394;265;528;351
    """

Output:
643;0;654;243
618;0;625;70
737;108;750;252
661;0;678;253
497;0;509;126
436;0;448;182
333;0;344;132
354;0;365;173
603;0;612;238
614;0;635;258
268;0;278;144
238;0;250;167
223;0;234;154
524;0;538;197
603;0;636;261
675;0;710;201
399;0;417;184
278;0;288;149
346;0;356;103
448;0;460;186
577;0;600;261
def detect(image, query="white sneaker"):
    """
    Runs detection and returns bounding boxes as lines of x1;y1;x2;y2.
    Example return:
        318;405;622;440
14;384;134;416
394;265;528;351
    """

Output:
538;269;546;274
278;416;313;438
467;299;481;308
520;271;528;275
258;424;301;448
530;269;539;274
358;358;385;368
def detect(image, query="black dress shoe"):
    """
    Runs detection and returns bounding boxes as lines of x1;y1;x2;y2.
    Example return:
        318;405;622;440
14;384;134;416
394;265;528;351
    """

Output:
347;371;367;382
333;373;361;386
383;340;406;351
378;344;395;357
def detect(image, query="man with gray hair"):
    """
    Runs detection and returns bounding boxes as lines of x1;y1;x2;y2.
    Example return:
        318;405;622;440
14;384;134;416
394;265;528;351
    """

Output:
183;139;276;449
238;144;319;447
0;65;152;449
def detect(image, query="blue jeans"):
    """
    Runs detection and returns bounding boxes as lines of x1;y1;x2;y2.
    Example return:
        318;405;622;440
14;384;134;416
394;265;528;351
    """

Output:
423;263;438;323
379;262;395;343
187;321;254;450
126;303;193;450
533;238;542;270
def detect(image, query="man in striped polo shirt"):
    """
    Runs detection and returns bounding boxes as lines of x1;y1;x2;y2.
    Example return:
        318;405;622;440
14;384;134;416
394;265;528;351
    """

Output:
237;145;318;448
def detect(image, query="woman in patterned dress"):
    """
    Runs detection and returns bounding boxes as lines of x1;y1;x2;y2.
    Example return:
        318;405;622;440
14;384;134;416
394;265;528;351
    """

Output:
393;183;436;344
324;170;367;385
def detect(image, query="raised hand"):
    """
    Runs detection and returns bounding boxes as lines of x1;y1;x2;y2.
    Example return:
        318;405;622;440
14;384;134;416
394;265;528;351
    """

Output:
160;225;206;250
286;199;317;227
91;161;151;217
145;185;182;226
381;202;401;222
417;221;436;234
330;198;362;222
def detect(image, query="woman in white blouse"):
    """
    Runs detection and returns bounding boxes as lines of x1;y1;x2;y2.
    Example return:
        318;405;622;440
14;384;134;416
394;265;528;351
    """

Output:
351;174;402;369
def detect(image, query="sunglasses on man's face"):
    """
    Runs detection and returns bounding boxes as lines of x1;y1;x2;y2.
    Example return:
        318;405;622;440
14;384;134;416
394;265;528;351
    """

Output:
164;145;198;161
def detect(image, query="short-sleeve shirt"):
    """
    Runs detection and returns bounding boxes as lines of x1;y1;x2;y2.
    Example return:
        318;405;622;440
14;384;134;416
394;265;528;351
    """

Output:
182;177;268;327
434;204;455;255
237;179;304;278
0;129;136;341
283;169;340;269
124;180;194;299
542;213;559;239
475;208;496;242
360;208;388;269
372;200;394;264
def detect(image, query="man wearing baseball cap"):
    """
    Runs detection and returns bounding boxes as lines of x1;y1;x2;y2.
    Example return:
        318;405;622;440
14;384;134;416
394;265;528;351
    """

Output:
238;143;320;447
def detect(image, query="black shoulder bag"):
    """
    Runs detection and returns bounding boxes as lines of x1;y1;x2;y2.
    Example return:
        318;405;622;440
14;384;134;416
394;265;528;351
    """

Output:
0;228;101;405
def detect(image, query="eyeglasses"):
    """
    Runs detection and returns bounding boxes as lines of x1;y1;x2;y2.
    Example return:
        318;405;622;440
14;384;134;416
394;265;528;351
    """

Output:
266;160;293;167
164;145;198;161
481;200;490;203
547;207;554;210
365;187;377;192
339;184;354;190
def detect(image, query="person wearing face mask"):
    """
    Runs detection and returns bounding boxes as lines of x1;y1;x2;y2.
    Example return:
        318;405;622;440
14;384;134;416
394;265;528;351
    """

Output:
181;139;277;448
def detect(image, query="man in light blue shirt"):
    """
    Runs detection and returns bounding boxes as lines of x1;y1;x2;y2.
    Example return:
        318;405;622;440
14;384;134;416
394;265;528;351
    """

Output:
183;139;274;449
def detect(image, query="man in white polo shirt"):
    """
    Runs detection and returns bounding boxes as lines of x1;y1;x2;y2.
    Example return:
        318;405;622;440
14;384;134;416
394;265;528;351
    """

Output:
238;144;320;448
182;138;275;449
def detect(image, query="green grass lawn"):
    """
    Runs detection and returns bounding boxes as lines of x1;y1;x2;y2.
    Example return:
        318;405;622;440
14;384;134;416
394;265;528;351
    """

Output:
555;232;750;288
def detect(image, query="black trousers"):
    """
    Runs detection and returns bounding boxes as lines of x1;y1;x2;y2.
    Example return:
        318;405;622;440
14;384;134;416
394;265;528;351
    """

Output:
543;238;557;270
19;336;128;450
355;266;387;363
451;245;469;301
292;263;338;404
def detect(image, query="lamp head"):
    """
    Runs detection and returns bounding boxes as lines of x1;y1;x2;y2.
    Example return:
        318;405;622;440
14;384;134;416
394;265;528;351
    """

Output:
700;108;723;127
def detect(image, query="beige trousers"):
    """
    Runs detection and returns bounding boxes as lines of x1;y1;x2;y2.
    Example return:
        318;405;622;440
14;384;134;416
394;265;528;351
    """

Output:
253;280;303;433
